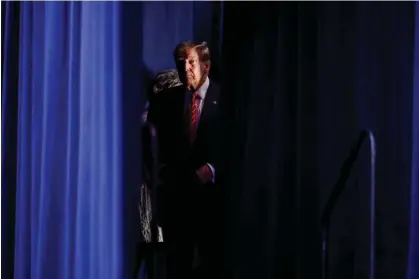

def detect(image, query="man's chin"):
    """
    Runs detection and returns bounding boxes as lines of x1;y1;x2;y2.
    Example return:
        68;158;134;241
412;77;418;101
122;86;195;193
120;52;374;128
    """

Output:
183;81;194;90
180;79;192;88
186;84;196;92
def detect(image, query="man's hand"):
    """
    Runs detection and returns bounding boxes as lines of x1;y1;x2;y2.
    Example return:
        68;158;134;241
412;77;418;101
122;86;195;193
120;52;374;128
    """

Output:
195;165;214;185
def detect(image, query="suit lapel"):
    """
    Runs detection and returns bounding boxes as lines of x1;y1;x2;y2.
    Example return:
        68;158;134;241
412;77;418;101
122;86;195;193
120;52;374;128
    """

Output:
203;82;219;120
197;81;219;136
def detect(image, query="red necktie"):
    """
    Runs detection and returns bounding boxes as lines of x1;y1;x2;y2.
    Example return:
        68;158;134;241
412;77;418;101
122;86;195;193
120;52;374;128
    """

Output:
189;92;199;142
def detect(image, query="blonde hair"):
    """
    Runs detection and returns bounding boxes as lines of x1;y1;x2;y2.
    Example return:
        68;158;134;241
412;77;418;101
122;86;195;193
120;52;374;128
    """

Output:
173;40;211;66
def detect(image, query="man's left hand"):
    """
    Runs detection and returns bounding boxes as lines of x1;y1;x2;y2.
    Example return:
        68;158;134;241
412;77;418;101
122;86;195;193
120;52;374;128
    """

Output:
195;165;213;185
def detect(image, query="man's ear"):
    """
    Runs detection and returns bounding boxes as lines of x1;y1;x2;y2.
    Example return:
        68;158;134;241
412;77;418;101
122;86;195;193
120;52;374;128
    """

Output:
203;62;210;74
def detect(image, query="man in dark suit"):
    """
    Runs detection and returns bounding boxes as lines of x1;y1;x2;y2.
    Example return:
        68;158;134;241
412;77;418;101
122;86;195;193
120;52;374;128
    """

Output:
147;41;226;279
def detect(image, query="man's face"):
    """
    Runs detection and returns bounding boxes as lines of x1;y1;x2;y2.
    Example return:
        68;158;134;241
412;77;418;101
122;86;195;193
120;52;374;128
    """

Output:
176;48;209;91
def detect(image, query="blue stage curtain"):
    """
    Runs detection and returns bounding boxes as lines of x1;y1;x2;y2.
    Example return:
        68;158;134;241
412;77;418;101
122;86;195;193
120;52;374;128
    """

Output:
1;2;223;279
10;2;125;279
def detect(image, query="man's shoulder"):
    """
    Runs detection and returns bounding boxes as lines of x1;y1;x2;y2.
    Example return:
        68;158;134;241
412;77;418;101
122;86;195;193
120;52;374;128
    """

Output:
207;79;222;101
209;79;220;89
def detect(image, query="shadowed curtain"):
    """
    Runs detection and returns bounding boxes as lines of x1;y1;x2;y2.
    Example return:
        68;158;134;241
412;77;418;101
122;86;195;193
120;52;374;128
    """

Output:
221;2;419;279
2;1;418;279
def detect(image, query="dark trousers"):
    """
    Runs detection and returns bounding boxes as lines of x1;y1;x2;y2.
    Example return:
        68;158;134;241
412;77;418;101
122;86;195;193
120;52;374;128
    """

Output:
159;180;225;279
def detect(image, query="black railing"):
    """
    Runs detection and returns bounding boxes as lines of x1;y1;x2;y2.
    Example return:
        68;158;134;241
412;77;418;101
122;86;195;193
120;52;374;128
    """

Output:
320;130;376;279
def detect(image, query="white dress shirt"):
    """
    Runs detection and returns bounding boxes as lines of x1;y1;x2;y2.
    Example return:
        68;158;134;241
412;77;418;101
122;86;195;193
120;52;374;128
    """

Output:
184;76;210;124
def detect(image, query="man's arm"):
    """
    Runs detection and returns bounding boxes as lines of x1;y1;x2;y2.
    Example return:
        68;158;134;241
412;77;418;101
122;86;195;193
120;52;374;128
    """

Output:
196;109;227;185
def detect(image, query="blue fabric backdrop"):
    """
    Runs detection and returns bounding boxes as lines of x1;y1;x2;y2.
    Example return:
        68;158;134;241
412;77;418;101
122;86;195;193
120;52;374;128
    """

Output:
8;2;124;278
1;2;418;279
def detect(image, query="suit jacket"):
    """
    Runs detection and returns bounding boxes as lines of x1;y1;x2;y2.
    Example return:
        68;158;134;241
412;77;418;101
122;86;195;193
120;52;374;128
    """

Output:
147;80;226;189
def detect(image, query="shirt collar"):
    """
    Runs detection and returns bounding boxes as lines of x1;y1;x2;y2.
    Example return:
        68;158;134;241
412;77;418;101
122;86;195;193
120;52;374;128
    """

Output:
194;76;210;100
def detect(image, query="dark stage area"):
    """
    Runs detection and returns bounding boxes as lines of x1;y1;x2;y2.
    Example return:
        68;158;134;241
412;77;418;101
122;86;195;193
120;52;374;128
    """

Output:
2;2;419;279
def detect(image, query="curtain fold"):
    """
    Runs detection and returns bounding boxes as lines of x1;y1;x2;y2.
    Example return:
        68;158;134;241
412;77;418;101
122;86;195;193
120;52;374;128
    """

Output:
222;2;419;279
1;2;20;279
11;2;124;278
